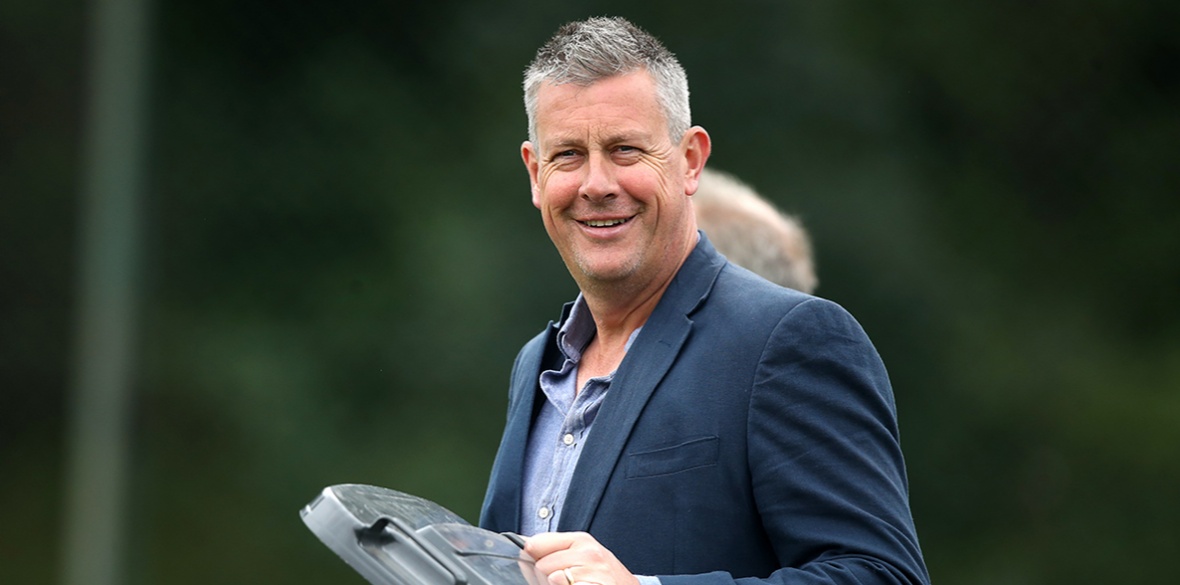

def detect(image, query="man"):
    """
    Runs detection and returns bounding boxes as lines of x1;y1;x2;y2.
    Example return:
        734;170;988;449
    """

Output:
480;16;928;585
693;167;818;294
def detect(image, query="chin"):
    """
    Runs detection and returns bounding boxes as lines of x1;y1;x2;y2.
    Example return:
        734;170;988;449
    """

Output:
564;245;652;285
572;259;638;285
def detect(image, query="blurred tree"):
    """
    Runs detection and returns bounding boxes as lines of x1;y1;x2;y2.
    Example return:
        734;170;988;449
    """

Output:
3;1;1177;584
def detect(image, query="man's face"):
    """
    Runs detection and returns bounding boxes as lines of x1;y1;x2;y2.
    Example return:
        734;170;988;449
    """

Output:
522;70;709;296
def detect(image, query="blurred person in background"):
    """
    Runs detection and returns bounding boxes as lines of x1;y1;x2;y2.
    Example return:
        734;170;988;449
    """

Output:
480;16;928;585
692;167;818;294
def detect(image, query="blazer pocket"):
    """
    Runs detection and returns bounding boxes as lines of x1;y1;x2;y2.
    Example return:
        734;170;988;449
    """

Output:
626;436;720;479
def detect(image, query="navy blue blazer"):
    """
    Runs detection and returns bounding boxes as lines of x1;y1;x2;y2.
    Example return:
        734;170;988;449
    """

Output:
480;235;928;585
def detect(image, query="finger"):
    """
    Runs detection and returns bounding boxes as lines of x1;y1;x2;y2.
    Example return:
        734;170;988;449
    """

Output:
532;548;584;577
552;568;575;585
544;566;575;585
524;531;595;561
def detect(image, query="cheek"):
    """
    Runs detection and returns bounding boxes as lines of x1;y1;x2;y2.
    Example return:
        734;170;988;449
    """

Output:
536;173;580;207
631;156;677;189
619;169;671;205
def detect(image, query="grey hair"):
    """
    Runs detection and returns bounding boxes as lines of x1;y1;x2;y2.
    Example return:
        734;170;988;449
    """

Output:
693;168;819;294
523;17;691;144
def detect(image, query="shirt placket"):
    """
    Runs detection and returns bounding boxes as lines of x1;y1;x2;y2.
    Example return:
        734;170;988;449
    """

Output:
537;378;602;531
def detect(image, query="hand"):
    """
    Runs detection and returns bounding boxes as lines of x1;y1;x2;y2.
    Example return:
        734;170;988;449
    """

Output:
523;532;641;585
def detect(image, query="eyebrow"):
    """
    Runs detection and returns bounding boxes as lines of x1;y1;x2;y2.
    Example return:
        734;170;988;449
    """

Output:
545;131;651;151
547;137;585;150
604;132;648;146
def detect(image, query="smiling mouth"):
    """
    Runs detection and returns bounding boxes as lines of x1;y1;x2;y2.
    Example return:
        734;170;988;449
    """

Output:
581;218;630;228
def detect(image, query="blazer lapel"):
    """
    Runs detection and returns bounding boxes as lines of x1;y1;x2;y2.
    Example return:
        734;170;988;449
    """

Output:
480;314;564;531
558;235;726;532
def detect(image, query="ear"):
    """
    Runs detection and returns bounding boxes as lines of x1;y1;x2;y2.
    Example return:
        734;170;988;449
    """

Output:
680;126;712;196
521;140;543;208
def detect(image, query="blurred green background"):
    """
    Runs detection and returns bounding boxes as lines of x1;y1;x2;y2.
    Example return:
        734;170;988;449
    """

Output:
3;1;1178;584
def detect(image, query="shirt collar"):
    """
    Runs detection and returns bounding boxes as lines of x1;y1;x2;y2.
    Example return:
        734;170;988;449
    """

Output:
556;294;643;364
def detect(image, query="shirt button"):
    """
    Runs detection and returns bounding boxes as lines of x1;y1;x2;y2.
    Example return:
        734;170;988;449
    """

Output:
562;433;575;446
538;506;551;519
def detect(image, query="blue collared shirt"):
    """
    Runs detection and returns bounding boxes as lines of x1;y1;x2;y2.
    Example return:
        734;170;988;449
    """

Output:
518;296;660;585
520;295;641;536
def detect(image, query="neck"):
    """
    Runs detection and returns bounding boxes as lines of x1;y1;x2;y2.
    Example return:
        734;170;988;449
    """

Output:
572;283;666;390
581;240;695;350
584;281;666;349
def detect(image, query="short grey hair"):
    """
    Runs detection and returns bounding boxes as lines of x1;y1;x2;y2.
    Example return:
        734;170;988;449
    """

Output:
523;17;691;144
693;168;819;294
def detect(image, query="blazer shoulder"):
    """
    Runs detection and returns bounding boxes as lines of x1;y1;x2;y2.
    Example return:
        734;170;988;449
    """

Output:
706;262;816;314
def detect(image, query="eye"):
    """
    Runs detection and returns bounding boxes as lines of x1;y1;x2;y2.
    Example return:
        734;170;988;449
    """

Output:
612;145;643;163
546;149;584;170
549;149;581;162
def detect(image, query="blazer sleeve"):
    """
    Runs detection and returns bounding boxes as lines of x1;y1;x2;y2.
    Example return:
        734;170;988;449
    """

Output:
665;297;929;585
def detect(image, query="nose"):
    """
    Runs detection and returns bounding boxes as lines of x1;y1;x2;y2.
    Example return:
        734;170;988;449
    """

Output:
579;152;616;202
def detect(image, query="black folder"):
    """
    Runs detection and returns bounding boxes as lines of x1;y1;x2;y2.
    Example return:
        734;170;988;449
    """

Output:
301;484;535;585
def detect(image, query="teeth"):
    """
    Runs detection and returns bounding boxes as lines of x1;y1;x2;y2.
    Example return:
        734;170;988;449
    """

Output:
585;218;626;227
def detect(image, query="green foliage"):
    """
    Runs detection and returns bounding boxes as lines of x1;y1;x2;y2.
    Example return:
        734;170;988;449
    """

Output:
3;1;1178;584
